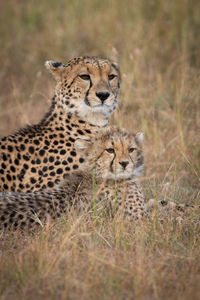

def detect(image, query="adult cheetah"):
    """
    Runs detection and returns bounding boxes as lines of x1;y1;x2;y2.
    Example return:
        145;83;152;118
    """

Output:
0;56;121;192
0;127;147;230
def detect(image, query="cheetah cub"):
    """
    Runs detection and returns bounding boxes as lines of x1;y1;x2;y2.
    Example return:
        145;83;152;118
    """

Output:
0;128;146;230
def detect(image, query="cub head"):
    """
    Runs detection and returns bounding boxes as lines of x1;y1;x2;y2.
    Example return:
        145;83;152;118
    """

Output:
45;56;121;126
74;128;144;181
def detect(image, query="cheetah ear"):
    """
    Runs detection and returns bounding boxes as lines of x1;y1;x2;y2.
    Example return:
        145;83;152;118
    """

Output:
135;132;144;146
45;60;65;81
74;139;92;150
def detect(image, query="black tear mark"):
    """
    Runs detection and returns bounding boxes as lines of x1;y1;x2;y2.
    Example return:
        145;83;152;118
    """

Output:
84;76;93;106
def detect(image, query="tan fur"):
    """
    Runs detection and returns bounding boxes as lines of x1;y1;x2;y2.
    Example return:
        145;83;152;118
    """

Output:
146;199;200;222
0;56;121;192
0;128;146;230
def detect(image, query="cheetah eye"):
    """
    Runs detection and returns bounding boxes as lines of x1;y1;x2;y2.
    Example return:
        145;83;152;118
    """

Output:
106;148;115;154
108;74;116;81
79;74;90;81
129;147;137;153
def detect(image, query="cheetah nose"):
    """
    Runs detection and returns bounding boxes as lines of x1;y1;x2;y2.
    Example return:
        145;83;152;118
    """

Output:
96;92;110;103
119;161;129;170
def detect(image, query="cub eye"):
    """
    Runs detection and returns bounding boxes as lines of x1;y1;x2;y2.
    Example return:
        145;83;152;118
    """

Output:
79;74;90;81
108;74;116;81
129;147;137;153
106;148;114;154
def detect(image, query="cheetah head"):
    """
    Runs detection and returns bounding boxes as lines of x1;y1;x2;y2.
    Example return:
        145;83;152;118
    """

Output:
74;128;144;181
45;56;121;126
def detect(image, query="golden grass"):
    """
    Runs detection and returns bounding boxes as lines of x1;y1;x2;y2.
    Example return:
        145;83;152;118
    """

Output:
0;0;200;299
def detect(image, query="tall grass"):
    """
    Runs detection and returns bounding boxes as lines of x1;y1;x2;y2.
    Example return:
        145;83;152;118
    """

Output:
0;0;200;299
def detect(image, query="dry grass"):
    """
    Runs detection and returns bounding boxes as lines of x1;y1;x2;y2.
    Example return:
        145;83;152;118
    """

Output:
0;0;200;299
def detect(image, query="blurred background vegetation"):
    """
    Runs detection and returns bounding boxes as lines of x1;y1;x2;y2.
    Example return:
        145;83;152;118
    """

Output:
0;1;200;299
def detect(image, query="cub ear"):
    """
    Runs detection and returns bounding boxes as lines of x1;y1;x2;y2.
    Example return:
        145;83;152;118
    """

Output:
135;132;144;146
45;60;65;81
74;139;92;150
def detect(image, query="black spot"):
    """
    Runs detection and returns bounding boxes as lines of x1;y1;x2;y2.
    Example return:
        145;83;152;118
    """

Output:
1;163;6;169
23;155;30;161
45;140;50;146
66;142;71;147
49;156;54;163
6;174;12;181
69;137;75;142
85;129;91;134
67;125;72;131
79;158;85;163
70;151;76;157
73;164;78;169
39;149;45;156
43;158;48;163
55;161;61;165
60;150;66;155
47;181;54;188
14;159;19;165
77;130;84;135
36;158;41;164
2;153;7;161
62;161;67;165
28;146;35;154
56;168;63;174
7;145;13;152
30;177;36;184
33;140;40;145
20;144;26;151
50;171;56;176
3;184;8;190
31;167;36;173
10;212;16;218
43;166;47;172
49;166;54;170
68;157;73;163
23;164;29;170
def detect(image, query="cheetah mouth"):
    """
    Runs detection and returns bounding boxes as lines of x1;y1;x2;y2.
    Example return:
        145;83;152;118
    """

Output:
85;94;116;108
103;171;133;180
105;166;143;180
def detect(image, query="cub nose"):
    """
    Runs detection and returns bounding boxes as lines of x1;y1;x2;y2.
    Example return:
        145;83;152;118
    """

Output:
119;161;129;170
96;92;110;103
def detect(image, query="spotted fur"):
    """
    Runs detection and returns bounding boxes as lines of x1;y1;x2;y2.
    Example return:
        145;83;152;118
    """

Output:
0;128;146;230
0;56;121;192
146;198;200;222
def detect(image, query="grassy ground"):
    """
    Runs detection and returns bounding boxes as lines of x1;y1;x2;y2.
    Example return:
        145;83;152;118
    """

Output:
0;0;200;299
